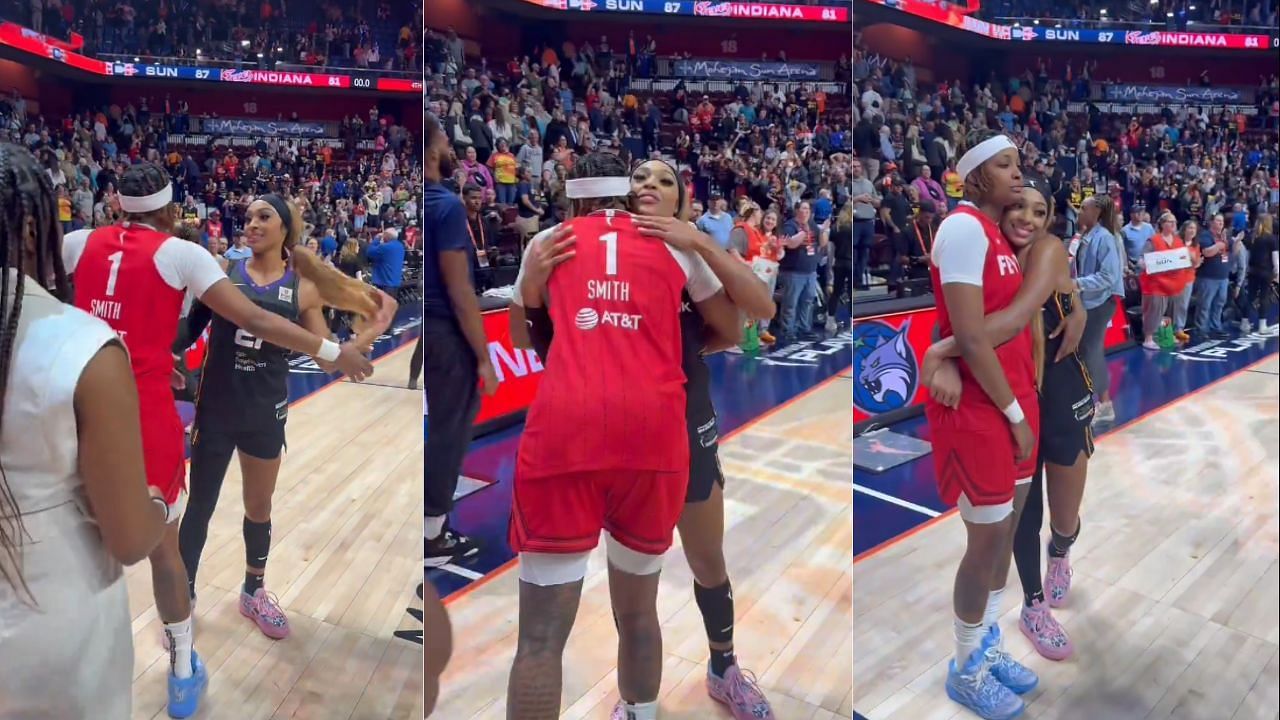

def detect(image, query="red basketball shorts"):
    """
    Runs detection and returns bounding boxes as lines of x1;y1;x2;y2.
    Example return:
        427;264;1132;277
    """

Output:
926;394;1040;508
508;468;689;557
139;386;187;504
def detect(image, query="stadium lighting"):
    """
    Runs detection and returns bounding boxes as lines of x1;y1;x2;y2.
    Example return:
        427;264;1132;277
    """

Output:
1054;22;1062;28
1100;8;1107;14
257;53;264;58
1149;0;1158;4
1033;18;1039;24
1189;3;1195;8
241;40;250;47
1166;11;1173;16
133;57;140;62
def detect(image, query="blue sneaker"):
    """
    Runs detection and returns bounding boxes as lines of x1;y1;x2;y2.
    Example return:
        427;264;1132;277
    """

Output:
983;625;1039;695
167;651;207;718
945;647;1024;720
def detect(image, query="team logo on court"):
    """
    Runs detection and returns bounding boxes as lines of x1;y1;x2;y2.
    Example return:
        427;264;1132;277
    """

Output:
575;308;599;330
852;320;918;415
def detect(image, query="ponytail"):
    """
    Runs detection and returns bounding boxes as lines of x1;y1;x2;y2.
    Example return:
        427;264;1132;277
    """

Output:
278;198;380;319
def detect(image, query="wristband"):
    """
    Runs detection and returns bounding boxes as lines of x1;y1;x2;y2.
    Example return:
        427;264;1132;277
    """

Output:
151;495;171;523
317;338;340;363
1002;400;1025;425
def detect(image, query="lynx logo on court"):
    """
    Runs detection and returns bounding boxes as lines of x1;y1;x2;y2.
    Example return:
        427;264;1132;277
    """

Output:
853;320;918;415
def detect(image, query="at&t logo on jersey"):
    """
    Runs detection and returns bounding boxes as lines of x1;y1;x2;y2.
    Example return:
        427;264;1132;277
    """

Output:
575;307;642;331
853;321;918;416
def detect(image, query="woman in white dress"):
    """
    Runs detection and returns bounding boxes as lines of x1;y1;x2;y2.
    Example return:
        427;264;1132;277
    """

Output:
0;143;170;718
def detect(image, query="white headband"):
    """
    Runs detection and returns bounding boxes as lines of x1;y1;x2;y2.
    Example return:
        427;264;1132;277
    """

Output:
565;177;631;199
118;183;173;213
957;135;1016;182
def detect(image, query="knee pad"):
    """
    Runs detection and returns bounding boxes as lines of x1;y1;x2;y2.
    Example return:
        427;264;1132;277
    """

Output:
518;551;591;587
957;493;1013;525
605;533;664;576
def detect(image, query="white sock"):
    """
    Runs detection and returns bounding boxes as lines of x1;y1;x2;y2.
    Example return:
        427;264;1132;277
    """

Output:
165;617;194;679
619;700;659;720
425;515;445;541
954;616;984;668
983;588;1005;632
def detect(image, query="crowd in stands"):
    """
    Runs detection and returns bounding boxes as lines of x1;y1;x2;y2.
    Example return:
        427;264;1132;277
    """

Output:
980;0;1276;29
0;90;422;315
11;0;424;72
850;28;1279;343
425;24;855;345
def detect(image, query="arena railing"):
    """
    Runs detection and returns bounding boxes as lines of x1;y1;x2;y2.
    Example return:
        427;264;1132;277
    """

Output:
167;134;391;154
97;53;421;78
629;78;847;95
1064;101;1260;116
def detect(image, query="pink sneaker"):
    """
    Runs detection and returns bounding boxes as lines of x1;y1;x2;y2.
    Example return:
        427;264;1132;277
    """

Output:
1019;599;1073;661
707;664;774;719
240;588;290;639
1045;544;1073;608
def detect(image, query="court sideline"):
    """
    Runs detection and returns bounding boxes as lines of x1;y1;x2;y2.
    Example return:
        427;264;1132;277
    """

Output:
853;353;1280;719
436;372;854;719
126;335;425;720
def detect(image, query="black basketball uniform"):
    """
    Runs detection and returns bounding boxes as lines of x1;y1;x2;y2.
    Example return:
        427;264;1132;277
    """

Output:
1039;289;1095;466
681;289;725;504
192;259;300;459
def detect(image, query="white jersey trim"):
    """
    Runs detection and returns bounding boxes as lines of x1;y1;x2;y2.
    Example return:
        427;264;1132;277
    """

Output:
63;226;227;298
932;212;989;287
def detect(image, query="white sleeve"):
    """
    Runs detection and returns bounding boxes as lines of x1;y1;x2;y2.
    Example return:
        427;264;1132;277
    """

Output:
667;243;724;303
62;228;91;273
932;213;989;287
153;238;229;297
511;225;558;307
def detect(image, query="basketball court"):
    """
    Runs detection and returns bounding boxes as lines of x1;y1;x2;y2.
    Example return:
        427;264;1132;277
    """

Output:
126;314;426;720
431;338;854;718
852;333;1280;719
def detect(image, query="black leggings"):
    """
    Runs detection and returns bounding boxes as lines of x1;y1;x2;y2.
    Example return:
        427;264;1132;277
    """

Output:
1012;461;1046;602
179;425;283;595
409;332;424;384
828;264;853;319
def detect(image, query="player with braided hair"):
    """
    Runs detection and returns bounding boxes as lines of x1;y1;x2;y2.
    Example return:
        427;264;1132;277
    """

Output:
61;162;377;718
0;143;169;715
512;157;780;718
504;152;745;720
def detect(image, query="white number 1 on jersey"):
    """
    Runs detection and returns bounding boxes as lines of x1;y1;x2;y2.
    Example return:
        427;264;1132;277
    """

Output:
600;231;618;276
105;250;123;296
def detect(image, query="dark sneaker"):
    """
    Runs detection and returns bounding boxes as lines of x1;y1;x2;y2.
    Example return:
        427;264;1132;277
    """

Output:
425;526;479;567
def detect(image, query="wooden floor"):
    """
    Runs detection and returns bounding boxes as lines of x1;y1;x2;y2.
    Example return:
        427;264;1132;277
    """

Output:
436;375;854;719
127;345;425;720
854;355;1280;720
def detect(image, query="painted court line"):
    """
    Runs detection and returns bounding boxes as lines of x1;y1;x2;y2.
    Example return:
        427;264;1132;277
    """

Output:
853;483;940;517
441;367;853;606
1246;368;1279;376
853;350;1280;564
439;564;484;580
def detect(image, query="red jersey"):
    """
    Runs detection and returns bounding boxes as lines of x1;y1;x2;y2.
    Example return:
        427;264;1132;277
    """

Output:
929;203;1036;413
67;222;226;501
517;210;717;479
73;224;188;388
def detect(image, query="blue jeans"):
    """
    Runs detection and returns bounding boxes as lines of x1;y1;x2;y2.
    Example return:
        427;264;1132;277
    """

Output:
496;183;517;205
1194;277;1229;334
778;270;819;339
